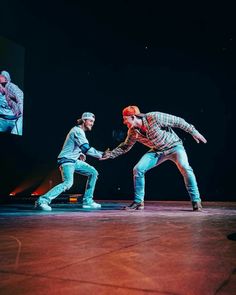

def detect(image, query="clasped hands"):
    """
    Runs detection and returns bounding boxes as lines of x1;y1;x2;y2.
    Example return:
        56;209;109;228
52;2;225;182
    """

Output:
100;148;111;160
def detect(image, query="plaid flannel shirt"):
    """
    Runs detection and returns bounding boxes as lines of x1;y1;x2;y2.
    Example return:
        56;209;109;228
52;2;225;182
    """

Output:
110;111;197;158
5;82;24;117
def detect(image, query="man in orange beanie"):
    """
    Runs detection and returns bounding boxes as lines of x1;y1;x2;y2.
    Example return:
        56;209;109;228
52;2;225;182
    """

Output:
101;106;207;211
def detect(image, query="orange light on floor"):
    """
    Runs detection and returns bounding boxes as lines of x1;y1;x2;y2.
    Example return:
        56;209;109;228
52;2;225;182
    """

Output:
69;197;78;203
32;169;61;196
9;169;49;196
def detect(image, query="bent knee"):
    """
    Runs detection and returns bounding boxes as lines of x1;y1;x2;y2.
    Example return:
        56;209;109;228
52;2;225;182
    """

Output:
89;167;99;177
62;181;73;191
178;164;193;174
133;166;146;177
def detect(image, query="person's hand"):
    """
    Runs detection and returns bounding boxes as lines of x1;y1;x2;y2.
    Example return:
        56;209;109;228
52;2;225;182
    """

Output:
100;148;111;160
192;131;207;144
79;153;86;161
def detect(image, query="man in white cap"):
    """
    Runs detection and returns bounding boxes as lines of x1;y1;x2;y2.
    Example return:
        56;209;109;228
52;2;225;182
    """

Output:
35;112;104;211
0;70;24;135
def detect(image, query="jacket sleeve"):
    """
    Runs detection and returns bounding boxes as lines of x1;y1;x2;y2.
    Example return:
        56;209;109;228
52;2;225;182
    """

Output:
86;147;103;159
74;128;103;159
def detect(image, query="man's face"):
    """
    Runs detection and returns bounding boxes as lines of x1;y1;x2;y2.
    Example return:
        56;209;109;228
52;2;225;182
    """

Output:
83;119;95;131
123;116;135;128
0;75;7;85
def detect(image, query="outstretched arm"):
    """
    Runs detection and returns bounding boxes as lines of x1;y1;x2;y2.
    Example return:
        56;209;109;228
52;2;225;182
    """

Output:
100;130;136;160
81;144;103;158
73;130;103;159
154;112;207;143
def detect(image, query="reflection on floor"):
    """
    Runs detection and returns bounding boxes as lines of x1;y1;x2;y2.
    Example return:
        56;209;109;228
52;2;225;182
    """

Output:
0;201;236;295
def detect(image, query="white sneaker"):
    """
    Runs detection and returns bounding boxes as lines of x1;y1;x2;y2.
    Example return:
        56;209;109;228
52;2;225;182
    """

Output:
35;201;52;211
82;201;101;209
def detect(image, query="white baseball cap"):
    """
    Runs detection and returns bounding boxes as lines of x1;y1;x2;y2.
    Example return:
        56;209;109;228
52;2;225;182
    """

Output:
81;112;95;121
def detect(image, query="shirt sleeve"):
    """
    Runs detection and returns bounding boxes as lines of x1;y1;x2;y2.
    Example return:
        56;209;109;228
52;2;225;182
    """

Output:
110;129;136;159
6;83;24;114
154;112;197;135
73;128;103;159
86;147;103;159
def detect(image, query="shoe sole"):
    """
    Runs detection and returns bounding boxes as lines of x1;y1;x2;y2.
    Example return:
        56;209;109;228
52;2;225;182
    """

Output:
35;207;52;211
124;206;144;211
34;205;52;211
82;205;101;209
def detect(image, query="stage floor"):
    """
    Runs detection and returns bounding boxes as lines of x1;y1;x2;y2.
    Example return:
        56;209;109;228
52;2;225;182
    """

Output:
0;201;236;295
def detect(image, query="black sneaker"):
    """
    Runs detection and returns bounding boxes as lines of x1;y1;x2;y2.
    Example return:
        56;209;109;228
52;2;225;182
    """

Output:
192;201;203;211
124;202;144;211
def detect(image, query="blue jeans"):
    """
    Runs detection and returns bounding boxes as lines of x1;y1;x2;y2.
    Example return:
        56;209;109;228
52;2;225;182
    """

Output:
133;145;201;203
0;118;15;133
38;160;98;204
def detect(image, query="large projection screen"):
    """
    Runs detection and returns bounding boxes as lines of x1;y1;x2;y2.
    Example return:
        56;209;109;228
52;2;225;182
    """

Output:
0;36;25;136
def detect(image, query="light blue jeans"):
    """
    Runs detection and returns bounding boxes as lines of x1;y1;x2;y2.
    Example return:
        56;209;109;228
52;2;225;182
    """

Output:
38;160;98;205
133;144;201;203
0;118;15;132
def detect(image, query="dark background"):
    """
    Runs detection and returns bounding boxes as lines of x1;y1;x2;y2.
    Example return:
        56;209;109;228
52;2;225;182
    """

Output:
0;0;235;201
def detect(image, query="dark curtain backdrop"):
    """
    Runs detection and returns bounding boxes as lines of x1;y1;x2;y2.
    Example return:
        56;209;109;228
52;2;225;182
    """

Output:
0;1;235;201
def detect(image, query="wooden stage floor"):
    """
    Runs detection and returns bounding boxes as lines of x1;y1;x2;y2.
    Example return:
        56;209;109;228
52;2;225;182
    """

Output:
0;201;236;295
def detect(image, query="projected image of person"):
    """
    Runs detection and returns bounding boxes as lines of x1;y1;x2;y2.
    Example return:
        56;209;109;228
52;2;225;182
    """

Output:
35;112;105;211
101;106;207;211
0;70;24;135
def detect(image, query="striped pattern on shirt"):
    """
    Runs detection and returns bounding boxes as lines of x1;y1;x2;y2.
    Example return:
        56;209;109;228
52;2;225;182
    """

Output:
110;111;197;158
5;82;24;117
